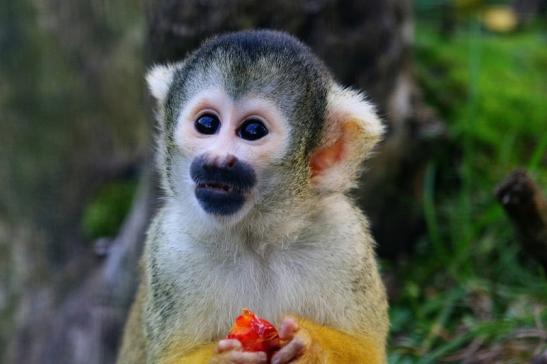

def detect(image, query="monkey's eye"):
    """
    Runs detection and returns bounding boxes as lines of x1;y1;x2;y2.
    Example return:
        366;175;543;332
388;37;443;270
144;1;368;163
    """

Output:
195;114;220;135
237;119;269;141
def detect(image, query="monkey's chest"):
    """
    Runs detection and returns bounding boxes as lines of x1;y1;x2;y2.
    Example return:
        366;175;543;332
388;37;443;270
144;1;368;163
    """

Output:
159;249;355;343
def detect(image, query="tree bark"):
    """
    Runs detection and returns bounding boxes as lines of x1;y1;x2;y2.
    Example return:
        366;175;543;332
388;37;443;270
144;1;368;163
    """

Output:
495;170;547;271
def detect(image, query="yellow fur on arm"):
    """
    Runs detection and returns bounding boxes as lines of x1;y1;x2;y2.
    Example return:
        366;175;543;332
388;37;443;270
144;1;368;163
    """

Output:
116;285;147;364
296;318;386;364
159;343;216;364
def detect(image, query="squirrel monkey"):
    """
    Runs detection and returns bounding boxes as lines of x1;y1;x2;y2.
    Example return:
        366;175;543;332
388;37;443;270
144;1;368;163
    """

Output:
117;30;388;364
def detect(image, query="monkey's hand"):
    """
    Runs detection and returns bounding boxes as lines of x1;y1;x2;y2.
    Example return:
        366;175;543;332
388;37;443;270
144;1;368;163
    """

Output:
210;339;268;364
209;318;309;364
270;317;310;364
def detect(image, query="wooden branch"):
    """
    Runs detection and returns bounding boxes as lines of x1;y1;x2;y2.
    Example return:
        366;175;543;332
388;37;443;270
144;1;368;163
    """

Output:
495;170;547;271
531;350;547;364
41;165;156;364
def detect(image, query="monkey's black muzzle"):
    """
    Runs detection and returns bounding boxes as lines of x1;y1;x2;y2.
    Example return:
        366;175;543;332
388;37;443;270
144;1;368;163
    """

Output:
190;155;256;215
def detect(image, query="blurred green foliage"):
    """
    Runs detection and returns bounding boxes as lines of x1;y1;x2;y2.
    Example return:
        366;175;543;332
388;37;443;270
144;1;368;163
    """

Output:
388;13;547;363
82;180;137;239
417;28;547;180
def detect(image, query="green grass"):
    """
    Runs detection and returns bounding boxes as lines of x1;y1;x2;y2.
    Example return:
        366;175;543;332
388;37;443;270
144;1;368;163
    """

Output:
388;20;547;363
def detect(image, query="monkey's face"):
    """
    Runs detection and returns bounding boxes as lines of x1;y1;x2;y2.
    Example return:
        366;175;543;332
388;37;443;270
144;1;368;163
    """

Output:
147;31;385;228
173;88;291;221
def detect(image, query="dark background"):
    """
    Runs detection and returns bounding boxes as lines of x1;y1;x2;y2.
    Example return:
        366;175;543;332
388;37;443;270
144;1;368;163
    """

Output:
0;0;546;362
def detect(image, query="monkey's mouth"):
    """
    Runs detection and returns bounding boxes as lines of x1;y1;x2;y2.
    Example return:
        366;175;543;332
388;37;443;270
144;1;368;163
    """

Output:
194;181;247;216
196;182;234;193
190;156;256;216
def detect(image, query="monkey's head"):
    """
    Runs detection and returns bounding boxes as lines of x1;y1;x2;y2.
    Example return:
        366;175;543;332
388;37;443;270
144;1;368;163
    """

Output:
147;30;383;228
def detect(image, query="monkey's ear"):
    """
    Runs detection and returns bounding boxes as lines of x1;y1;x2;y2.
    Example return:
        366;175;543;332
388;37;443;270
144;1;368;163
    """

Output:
146;64;177;103
310;85;384;192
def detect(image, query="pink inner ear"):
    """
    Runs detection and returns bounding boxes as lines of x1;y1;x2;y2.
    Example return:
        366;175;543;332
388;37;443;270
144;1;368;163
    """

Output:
310;137;344;178
309;120;362;178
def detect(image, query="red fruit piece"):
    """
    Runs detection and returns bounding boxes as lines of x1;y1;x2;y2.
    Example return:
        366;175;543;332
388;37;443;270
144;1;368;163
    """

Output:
227;308;281;356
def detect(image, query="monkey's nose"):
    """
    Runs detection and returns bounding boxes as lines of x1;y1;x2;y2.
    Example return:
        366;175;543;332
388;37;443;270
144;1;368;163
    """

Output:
206;154;238;170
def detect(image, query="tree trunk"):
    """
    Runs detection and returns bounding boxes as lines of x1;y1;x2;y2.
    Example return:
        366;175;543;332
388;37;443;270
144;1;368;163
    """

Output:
495;170;547;271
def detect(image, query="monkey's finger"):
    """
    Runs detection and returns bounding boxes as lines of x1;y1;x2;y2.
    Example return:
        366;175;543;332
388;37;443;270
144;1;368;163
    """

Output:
227;350;267;363
278;316;299;340
270;336;306;364
216;339;243;353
